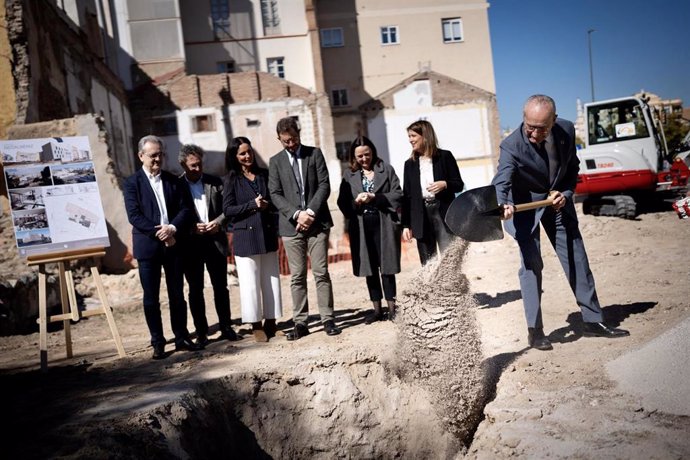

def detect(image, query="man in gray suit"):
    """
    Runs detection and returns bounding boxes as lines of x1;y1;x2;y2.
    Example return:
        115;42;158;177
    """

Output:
492;94;629;351
268;117;341;340
179;144;237;345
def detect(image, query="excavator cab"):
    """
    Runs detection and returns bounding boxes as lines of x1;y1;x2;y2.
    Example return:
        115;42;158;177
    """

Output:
576;96;685;218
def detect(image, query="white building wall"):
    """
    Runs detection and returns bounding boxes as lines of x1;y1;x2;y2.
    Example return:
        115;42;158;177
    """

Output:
367;82;495;191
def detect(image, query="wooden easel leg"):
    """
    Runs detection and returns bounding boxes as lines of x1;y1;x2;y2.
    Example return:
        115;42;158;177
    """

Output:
58;261;73;359
91;266;126;357
38;265;48;372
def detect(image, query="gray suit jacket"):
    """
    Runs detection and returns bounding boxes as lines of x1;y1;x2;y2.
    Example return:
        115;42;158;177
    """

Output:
268;145;333;237
492;118;580;240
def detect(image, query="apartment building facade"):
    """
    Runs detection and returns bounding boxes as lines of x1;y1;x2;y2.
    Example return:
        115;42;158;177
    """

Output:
316;0;499;189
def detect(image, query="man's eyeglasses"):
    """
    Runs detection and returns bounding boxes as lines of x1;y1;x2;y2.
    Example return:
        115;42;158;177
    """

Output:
279;136;300;147
524;123;551;134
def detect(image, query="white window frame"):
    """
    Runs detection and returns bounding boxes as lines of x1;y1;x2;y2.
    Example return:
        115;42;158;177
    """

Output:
267;57;285;79
260;0;280;35
320;28;344;48
442;17;463;43
380;25;399;45
330;88;349;107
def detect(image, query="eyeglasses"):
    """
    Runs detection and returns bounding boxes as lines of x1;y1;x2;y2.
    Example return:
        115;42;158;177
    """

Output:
524;123;551;134
278;136;300;147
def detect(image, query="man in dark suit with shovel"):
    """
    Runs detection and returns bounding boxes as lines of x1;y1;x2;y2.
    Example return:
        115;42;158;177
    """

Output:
492;94;629;350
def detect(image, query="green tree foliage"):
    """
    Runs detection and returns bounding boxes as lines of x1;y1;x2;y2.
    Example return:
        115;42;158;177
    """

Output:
663;114;690;154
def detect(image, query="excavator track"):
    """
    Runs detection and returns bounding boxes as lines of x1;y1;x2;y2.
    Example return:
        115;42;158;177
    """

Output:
582;195;637;219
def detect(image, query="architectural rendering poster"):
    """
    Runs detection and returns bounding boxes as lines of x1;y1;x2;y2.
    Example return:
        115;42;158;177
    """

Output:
2;136;110;258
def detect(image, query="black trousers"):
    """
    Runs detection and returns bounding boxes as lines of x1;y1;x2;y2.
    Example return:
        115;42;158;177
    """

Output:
416;199;455;265
362;212;396;301
183;236;232;336
138;245;189;346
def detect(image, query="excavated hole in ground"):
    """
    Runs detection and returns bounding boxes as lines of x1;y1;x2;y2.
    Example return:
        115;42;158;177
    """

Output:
132;239;489;458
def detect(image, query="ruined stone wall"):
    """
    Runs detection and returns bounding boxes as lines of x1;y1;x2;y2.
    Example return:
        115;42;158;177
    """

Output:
0;0;15;141
5;0;135;176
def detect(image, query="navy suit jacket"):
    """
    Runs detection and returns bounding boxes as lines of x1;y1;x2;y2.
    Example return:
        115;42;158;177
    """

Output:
492;118;580;240
268;145;333;237
223;169;279;257
182;172;228;257
401;149;464;238
124;169;195;260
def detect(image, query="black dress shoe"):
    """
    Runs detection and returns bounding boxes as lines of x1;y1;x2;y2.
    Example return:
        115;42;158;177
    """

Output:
175;337;204;351
219;328;239;341
286;323;310;341
323;320;341;336
583;322;630;338
196;335;210;347
152;343;166;360
527;327;553;351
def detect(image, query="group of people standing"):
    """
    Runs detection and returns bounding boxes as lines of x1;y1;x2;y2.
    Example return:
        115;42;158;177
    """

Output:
125;93;630;361
124;116;461;359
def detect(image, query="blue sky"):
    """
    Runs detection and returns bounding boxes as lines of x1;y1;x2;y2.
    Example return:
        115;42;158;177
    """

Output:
488;0;690;131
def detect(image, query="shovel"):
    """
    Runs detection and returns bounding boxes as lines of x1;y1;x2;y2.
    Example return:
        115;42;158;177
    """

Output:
444;185;555;242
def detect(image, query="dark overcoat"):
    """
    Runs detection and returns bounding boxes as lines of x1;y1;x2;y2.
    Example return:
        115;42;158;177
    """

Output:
337;160;402;277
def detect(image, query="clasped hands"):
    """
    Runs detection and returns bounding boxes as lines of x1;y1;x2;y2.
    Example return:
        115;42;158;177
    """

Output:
155;223;176;247
194;221;221;236
355;192;374;205
295;210;315;233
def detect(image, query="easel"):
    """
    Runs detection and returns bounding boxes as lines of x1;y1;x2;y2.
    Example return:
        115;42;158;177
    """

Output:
27;247;126;371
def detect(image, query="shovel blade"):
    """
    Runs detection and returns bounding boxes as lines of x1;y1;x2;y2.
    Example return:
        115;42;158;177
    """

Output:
445;185;505;242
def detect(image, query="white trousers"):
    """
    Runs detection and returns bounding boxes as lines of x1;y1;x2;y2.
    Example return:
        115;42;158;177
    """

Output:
235;251;283;323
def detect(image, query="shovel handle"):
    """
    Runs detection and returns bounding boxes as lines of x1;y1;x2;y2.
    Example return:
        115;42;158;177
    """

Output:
514;198;554;212
514;191;558;212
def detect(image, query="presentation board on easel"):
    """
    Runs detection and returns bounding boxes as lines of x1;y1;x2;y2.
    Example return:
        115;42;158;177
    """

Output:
1;136;125;370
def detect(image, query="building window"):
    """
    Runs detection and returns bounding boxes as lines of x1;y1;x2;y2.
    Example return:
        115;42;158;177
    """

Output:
217;61;236;73
261;0;280;35
151;116;178;136
442;18;463;43
211;0;231;40
192;114;216;133
331;89;349;107
267;57;285;78
336;141;352;161
380;26;399;45
321;28;344;48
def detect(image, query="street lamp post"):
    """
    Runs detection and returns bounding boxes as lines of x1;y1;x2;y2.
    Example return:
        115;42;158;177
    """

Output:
587;29;596;102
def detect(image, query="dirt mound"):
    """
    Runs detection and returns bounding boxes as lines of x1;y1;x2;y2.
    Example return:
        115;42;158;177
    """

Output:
392;237;486;444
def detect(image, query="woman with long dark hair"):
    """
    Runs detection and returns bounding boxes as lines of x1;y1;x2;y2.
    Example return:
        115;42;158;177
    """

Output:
401;120;464;265
222;137;282;341
337;136;403;322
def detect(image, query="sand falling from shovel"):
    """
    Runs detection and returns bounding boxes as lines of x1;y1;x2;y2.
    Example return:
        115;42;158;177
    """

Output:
392;237;487;443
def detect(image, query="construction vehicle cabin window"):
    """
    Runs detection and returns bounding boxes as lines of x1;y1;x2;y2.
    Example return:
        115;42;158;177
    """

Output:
588;100;650;146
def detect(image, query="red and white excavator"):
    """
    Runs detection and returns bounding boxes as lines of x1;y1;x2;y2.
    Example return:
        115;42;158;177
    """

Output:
575;95;690;218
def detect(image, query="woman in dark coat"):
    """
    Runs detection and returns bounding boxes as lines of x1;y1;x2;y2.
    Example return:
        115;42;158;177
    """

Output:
337;136;403;322
223;137;282;342
401;120;464;265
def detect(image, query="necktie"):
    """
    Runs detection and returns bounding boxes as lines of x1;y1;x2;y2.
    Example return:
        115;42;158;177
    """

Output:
544;141;559;183
291;153;305;208
536;141;559;184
